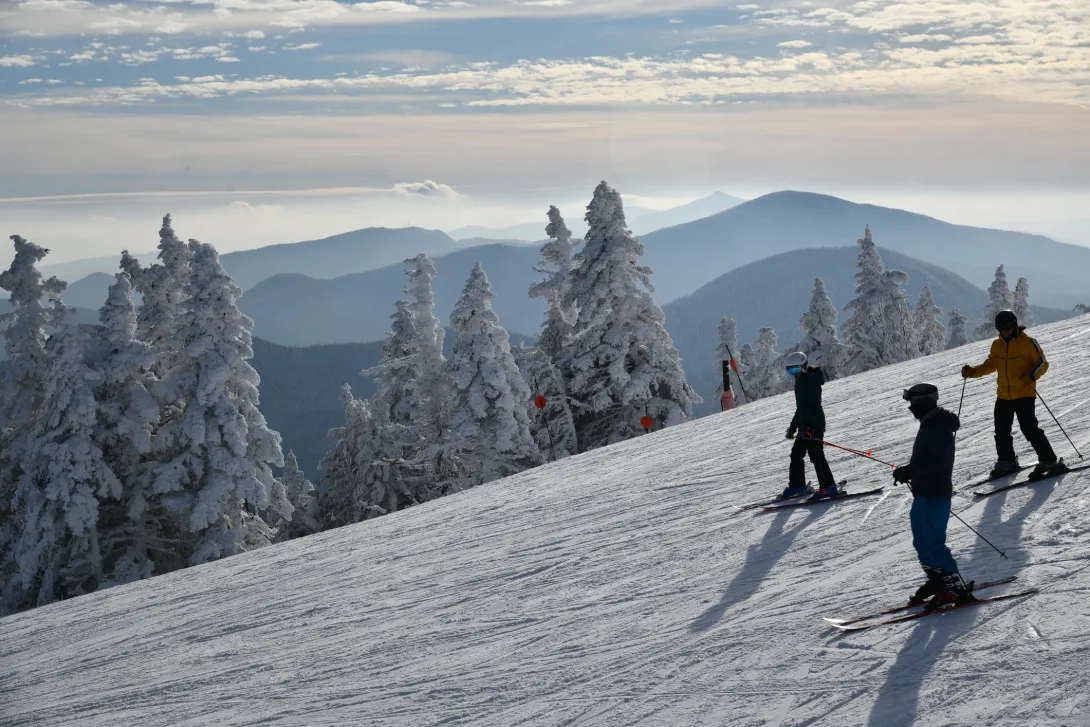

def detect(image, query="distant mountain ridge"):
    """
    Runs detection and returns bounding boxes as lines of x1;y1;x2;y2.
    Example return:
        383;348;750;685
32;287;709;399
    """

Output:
640;191;1090;308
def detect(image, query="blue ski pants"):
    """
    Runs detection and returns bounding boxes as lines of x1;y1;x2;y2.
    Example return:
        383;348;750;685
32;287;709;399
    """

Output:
910;496;959;574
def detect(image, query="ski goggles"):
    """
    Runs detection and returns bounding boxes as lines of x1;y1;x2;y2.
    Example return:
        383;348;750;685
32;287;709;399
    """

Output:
785;365;805;375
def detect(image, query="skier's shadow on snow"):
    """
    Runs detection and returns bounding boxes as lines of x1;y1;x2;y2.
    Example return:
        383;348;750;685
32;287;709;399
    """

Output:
865;480;1057;727
690;508;827;633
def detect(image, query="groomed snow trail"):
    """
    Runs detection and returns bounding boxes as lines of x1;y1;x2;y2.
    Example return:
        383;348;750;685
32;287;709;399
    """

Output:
4;316;1090;727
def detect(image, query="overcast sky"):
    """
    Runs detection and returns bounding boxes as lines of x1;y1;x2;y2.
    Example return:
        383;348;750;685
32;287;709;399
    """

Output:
1;0;1088;261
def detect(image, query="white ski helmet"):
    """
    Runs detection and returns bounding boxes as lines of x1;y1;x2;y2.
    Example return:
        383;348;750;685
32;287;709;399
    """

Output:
784;351;808;370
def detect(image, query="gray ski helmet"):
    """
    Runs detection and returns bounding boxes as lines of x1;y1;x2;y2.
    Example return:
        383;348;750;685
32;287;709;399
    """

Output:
902;382;939;405
994;309;1018;332
784;351;808;369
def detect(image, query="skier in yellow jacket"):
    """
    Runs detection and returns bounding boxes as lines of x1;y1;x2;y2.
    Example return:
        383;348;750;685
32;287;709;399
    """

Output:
962;309;1068;480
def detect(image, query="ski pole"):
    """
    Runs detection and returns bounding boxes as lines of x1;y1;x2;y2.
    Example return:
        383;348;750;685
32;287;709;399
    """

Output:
1033;385;1084;460
953;377;967;443
950;510;1008;559
723;343;751;404
811;437;896;469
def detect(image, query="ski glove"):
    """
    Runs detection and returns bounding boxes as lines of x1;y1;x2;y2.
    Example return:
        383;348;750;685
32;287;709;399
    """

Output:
786;428;796;440
961;365;972;378
892;465;913;484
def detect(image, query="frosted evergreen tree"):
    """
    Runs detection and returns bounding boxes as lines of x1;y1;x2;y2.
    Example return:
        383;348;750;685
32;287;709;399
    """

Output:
316;386;425;528
973;264;1015;340
402;253;446;447
1075;303;1090;315
746;327;784;400
840;226;915;374
363;300;419;430
945;308;970;350
93;273;163;585
560;182;699;451
153;241;288;565
1013;277;1034;328
434;264;542;488
274;451;318;542
912;282;946;357
2;307;120;612
798;277;845;379
512;343;578;462
0;235;67;609
716;315;747;404
529;206;579;360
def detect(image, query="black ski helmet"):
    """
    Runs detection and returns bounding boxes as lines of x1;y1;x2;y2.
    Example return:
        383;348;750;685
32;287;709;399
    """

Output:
902;382;939;406
994;309;1018;332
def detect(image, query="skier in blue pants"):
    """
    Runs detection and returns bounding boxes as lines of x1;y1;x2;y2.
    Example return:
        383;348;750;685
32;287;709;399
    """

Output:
893;383;976;609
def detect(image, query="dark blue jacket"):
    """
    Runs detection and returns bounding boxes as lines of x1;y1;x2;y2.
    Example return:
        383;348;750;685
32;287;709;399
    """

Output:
789;366;826;435
906;406;961;498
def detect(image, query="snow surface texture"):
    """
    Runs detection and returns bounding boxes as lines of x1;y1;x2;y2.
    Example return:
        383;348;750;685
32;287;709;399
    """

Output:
5;315;1090;726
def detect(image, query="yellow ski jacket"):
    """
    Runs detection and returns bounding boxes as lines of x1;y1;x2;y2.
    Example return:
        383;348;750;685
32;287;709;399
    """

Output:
964;327;1049;400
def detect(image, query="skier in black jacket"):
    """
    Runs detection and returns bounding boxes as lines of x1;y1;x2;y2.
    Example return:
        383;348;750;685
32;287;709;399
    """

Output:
781;351;838;502
893;383;976;609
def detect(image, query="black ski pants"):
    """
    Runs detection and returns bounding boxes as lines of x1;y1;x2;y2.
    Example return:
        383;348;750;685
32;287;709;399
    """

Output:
790;436;836;488
995;397;1056;464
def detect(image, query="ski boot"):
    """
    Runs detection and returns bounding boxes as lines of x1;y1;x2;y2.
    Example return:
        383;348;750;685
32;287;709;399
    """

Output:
807;482;839;502
989;459;1021;478
924;572;977;611
909;567;944;606
780;484;810;499
1029;458;1068;481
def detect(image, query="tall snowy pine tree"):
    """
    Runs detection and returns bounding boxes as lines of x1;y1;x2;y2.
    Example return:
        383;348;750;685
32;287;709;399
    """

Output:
798;277;845;379
529;206;579;360
559;182;699;451
152;240;288;565
840;226;915;374
434;264;542;488
746;327;784;400
716;315;747;404
945;308;970;350
973;264;1015;340
1013;277;1034;329
912;282;946;356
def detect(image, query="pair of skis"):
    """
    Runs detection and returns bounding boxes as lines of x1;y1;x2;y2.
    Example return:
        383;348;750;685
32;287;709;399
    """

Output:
966;461;1089;498
825;576;1038;631
732;481;883;513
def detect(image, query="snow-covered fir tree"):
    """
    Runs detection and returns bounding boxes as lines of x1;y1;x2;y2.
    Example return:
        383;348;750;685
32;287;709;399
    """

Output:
529;206;579;360
840;226;915;374
402;253;446;448
973;264;1015;340
93;272;162;585
716;314;747;404
274;451;318;542
746;327;784;401
152;241;288;565
0;235;68;612
798;277;845;379
1013;277;1034;329
1075;303;1090;316
316;385;426;528
512;343;578;462
559;182;699;451
2;307;120;613
945;308;970;350
912;282;946;357
433;264;542;488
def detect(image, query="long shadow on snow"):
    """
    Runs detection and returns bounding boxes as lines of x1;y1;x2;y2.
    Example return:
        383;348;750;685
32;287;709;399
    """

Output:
690;507;828;633
865;479;1058;726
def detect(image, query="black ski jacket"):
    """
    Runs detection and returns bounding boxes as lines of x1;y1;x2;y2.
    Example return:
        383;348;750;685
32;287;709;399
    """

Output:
789;366;826;436
905;406;961;498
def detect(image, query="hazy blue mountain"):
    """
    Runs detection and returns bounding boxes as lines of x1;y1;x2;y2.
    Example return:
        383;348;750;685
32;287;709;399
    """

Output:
239;244;546;347
449;191;745;241
62;272;126;311
41;227;463;293
640;191;1090;308
662;246;1072;418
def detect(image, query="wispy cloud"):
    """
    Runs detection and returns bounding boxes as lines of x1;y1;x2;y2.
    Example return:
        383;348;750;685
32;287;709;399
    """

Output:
0;55;39;67
393;180;460;198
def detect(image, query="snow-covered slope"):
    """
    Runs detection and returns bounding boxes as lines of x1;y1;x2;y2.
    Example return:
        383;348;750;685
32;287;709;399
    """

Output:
6;316;1090;726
